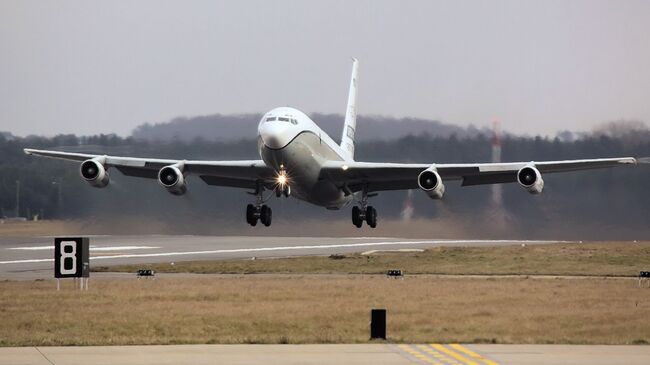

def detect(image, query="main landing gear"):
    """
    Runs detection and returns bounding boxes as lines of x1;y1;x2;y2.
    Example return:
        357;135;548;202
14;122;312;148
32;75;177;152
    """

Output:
246;182;273;227
352;205;377;228
247;203;272;227
351;187;377;228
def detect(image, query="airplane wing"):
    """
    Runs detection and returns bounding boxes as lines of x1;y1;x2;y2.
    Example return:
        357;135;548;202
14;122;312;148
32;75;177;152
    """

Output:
24;148;275;189
320;157;638;193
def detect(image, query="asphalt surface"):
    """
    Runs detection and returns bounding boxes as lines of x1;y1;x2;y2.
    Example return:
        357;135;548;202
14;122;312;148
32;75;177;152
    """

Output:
0;235;567;279
2;344;649;365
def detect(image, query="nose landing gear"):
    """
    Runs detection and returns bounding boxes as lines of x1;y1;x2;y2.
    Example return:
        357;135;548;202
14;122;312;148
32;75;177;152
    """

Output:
275;184;290;198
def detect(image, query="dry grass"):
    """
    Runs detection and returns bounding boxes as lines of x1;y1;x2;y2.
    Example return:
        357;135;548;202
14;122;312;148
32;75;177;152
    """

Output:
0;220;85;237
96;242;650;277
1;276;650;346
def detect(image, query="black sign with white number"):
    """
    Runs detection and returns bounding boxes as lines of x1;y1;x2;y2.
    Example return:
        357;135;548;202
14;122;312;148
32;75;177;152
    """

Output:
54;237;89;278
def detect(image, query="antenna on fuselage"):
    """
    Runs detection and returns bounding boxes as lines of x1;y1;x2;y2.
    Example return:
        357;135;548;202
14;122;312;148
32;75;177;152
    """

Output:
340;58;358;161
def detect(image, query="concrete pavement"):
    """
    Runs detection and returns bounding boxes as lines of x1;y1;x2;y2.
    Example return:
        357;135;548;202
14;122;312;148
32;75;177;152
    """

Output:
2;344;649;365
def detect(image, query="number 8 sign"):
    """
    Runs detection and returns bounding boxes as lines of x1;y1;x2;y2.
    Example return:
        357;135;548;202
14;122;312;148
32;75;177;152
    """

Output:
54;237;89;278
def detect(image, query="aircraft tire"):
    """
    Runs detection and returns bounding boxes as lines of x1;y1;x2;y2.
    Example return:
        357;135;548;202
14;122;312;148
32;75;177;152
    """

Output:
261;205;272;227
352;206;363;228
246;204;257;226
366;206;377;228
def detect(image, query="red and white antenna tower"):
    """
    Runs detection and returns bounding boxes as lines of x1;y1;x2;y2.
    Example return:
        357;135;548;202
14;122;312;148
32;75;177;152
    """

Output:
491;120;502;207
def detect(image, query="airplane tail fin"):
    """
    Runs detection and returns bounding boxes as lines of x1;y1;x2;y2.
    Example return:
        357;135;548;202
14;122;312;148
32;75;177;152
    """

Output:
340;58;359;160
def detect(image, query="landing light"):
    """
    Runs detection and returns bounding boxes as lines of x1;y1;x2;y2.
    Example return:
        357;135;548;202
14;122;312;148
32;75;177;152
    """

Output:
277;170;288;186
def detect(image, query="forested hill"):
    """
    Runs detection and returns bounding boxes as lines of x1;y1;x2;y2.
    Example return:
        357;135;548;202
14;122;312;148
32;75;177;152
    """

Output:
132;113;489;141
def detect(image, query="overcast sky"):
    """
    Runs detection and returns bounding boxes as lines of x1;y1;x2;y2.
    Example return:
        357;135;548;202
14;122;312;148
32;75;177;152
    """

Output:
1;0;649;137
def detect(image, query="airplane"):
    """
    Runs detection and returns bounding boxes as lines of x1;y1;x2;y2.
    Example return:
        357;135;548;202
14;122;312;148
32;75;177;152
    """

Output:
25;59;641;228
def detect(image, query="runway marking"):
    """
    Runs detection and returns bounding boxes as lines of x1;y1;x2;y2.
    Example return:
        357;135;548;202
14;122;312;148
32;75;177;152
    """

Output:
7;245;159;251
449;344;500;365
5;246;52;251
0;258;53;264
92;246;160;251
0;239;570;265
398;344;441;364
417;344;461;365
430;344;480;365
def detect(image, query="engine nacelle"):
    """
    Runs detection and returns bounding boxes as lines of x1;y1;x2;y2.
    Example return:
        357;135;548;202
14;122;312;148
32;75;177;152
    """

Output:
417;168;445;199
517;165;544;194
80;159;109;188
158;165;187;195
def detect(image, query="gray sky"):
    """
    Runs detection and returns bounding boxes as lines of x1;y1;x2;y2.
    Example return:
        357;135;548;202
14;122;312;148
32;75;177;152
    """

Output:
1;0;649;137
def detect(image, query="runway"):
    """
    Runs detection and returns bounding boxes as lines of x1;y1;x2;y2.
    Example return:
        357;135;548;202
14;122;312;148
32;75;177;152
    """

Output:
0;235;567;279
2;344;649;365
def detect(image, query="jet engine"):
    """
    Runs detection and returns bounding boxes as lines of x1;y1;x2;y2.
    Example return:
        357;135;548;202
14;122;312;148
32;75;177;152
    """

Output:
417;168;445;199
80;159;109;188
517;165;544;194
158;165;187;195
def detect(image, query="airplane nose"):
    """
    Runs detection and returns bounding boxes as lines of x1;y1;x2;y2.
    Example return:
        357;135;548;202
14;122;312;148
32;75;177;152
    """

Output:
259;122;293;149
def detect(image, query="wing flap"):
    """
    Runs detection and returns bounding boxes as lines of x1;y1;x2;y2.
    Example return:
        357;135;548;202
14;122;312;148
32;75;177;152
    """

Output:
199;176;258;189
114;166;160;179
461;172;517;186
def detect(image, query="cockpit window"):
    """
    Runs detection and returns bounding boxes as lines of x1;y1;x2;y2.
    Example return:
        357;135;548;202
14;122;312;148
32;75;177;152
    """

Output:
265;116;297;124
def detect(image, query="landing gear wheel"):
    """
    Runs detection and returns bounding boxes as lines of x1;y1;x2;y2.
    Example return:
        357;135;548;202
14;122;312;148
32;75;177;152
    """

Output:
366;206;377;228
260;205;272;227
352;206;363;228
276;185;291;198
246;204;258;226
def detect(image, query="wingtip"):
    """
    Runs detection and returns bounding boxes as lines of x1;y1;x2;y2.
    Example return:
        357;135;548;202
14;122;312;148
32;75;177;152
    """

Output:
351;57;358;63
23;148;34;155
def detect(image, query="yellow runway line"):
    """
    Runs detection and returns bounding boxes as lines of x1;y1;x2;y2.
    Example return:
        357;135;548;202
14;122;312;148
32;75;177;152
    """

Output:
450;344;500;365
398;344;442;365
417;344;462;365
430;344;481;365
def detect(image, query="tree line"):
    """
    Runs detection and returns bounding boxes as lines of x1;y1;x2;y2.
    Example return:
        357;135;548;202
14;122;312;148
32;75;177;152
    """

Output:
0;126;648;239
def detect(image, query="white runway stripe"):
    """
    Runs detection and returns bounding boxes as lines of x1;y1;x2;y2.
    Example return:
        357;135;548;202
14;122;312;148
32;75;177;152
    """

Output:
91;246;160;251
6;246;53;251
0;239;570;265
0;258;53;264
7;245;159;251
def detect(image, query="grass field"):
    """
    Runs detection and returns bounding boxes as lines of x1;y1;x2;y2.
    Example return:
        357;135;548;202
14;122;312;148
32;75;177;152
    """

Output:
1;276;650;346
4;241;650;346
95;242;650;277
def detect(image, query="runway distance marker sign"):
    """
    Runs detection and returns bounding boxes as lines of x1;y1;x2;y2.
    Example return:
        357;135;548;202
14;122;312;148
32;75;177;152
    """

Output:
54;237;89;278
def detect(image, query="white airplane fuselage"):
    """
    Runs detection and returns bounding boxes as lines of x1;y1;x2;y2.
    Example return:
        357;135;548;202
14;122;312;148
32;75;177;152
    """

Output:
257;106;352;209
